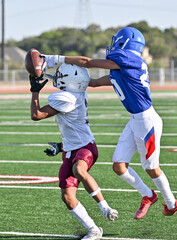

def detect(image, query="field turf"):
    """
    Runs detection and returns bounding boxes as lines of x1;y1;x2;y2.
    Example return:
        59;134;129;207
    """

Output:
0;91;177;240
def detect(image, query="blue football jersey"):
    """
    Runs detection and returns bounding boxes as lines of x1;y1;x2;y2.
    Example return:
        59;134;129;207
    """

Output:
107;49;152;114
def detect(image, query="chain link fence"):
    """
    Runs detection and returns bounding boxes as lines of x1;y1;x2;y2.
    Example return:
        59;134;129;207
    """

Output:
0;68;177;87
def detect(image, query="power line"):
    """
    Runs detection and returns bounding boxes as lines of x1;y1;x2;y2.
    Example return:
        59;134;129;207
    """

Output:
92;1;177;12
75;0;93;29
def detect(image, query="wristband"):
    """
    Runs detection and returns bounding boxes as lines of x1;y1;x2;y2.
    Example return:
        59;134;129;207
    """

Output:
58;55;65;63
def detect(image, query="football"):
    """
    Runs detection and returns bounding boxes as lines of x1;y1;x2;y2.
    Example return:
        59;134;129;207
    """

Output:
25;48;44;77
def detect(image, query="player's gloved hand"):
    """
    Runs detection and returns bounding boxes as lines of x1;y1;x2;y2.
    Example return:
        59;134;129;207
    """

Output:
29;74;48;93
44;142;63;156
40;54;59;71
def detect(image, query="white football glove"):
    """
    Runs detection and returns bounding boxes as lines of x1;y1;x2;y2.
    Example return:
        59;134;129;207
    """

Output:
41;54;59;71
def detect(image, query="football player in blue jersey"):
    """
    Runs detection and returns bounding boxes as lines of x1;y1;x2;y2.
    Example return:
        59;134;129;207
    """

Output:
41;27;177;219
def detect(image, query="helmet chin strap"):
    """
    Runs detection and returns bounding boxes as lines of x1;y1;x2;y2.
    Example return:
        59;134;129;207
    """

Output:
121;38;130;49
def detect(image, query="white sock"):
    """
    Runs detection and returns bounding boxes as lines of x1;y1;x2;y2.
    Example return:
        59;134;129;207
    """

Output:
98;200;109;212
120;167;152;197
152;171;176;209
70;202;98;230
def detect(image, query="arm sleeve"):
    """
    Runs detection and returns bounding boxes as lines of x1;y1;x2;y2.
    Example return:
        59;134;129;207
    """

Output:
107;49;128;68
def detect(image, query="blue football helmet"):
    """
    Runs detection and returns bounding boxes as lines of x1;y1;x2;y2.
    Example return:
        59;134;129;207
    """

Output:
106;27;145;55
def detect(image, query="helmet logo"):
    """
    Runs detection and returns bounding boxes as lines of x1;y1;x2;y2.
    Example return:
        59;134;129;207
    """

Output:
115;35;123;43
122;38;130;49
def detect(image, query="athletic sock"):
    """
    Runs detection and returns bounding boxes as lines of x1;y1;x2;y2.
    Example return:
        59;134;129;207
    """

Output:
152;171;176;209
70;201;98;230
120;166;152;197
98;200;109;212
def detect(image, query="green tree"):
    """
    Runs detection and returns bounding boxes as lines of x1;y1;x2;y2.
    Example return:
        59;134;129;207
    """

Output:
12;21;177;68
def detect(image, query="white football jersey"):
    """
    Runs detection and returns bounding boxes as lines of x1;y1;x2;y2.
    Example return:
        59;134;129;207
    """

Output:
48;91;95;152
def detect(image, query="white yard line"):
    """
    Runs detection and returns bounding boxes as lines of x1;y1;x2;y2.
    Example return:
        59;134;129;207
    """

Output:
1;131;177;136
0;131;62;135
0;105;174;109
0;231;164;240
1;92;177;99
0;185;177;194
0;143;177;149
0;122;58;126
1;122;177;127
1;115;177;120
0;160;177;167
0;116;31;119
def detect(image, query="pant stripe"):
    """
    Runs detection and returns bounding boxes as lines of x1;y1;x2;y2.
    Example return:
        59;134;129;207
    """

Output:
144;127;155;159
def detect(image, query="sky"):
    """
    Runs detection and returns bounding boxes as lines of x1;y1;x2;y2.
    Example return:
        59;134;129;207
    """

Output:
1;0;177;41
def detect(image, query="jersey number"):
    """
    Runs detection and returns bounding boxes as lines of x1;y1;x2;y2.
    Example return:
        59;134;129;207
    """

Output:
111;63;149;100
110;79;125;101
140;62;149;88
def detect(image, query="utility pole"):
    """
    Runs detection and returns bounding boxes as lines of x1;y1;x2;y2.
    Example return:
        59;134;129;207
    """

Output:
1;0;5;70
75;0;92;29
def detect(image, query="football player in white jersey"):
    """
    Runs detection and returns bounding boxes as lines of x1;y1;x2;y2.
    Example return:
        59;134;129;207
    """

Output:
29;63;118;240
41;27;177;219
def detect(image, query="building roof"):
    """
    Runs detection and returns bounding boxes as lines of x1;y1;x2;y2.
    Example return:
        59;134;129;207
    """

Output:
0;46;27;63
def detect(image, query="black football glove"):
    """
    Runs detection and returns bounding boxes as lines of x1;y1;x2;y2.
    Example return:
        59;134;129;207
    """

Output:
44;142;63;156
29;74;48;92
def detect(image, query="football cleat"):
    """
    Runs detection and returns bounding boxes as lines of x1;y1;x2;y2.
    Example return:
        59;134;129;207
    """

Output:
134;189;158;219
102;208;118;222
81;227;103;240
162;200;177;216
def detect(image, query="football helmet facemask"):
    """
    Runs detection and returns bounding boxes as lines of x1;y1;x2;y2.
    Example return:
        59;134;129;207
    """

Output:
106;27;145;55
53;63;90;93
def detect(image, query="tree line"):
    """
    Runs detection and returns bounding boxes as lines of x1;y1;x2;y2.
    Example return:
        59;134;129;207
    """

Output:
9;21;177;68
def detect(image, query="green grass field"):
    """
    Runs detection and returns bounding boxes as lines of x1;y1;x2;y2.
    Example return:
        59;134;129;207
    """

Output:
0;91;177;240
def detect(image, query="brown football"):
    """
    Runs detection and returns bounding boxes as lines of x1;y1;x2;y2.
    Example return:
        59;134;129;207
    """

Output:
25;48;44;77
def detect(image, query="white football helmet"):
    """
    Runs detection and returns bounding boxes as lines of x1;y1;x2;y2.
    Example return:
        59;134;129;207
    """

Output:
53;63;90;93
